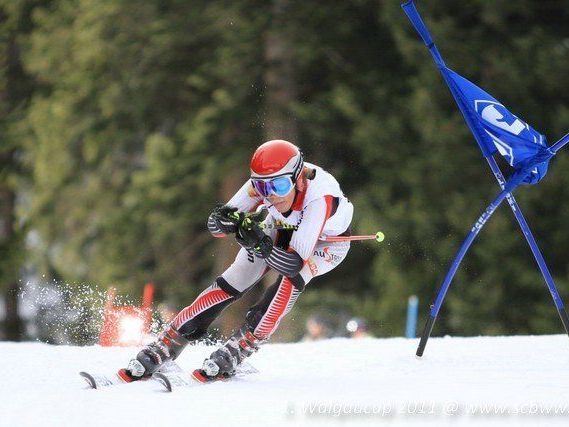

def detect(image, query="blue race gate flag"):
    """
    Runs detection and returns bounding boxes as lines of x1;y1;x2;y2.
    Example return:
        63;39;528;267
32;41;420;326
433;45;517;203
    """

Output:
401;0;551;185
442;67;550;184
402;0;569;359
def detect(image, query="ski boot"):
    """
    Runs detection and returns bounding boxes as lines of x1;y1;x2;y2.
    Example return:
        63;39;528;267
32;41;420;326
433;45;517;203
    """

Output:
192;325;261;383
120;325;189;382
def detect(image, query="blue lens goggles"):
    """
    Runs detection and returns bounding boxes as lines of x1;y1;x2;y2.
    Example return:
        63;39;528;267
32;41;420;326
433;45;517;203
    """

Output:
251;175;294;197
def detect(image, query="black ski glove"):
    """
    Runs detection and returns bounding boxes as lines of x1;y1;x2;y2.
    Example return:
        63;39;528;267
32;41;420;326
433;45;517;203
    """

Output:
210;204;240;235
235;220;273;258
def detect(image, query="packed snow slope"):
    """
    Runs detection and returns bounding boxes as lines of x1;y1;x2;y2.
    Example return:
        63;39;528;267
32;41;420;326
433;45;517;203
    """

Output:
2;335;569;427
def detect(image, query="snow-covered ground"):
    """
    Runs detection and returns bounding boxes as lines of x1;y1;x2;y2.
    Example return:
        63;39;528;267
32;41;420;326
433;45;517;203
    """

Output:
2;335;569;426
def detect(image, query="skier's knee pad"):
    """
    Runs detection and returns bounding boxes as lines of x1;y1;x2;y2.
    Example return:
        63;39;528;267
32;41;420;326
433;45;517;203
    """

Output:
177;277;242;340
214;276;245;299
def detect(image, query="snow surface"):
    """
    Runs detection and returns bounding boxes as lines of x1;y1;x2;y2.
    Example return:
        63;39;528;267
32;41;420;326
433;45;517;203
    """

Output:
2;335;569;427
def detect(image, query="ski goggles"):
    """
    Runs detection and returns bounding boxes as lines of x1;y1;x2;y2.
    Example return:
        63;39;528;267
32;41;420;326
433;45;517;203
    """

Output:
251;175;294;197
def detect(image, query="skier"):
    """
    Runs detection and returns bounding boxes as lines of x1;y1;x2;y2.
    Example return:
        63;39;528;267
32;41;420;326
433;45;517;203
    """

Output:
122;139;354;382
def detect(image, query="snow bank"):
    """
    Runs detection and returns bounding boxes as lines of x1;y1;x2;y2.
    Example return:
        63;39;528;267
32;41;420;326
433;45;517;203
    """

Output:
2;335;569;426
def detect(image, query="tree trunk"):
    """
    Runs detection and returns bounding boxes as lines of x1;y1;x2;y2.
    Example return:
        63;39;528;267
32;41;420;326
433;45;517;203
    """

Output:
0;185;22;341
263;0;298;142
212;0;300;337
0;8;29;342
4;282;22;341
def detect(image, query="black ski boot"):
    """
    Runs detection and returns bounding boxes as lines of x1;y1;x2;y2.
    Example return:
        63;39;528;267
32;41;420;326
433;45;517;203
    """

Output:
121;326;189;382
193;325;261;383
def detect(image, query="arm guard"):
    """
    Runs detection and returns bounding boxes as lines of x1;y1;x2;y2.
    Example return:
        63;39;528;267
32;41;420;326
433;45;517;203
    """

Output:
207;213;226;237
255;246;303;278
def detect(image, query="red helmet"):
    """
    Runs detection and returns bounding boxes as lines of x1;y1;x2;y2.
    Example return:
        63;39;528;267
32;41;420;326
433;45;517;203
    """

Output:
250;140;304;181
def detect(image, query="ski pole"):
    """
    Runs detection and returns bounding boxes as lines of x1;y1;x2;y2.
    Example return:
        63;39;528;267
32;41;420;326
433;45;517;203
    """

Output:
258;220;385;243
227;210;385;243
321;232;385;243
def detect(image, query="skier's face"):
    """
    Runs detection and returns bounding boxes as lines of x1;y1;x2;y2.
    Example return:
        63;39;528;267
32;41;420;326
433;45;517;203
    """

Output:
267;187;296;213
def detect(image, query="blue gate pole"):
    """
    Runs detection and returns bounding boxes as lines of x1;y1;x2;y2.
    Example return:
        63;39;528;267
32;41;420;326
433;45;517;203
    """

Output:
406;295;419;338
486;157;569;333
416;181;520;356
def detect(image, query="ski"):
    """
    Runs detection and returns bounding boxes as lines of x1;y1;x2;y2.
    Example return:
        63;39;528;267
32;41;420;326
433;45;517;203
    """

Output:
152;362;259;392
79;371;124;389
80;360;183;390
81;359;258;392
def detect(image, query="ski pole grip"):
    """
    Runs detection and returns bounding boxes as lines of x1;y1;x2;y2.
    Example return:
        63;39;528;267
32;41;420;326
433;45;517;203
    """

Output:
401;0;434;48
228;211;245;225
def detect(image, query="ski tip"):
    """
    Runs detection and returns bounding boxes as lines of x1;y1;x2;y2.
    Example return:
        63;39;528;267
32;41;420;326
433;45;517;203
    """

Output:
152;373;172;392
117;368;136;383
191;369;210;384
79;371;97;389
191;369;235;384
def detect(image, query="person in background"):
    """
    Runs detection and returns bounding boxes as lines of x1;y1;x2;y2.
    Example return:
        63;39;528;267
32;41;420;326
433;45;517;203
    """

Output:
346;317;373;339
302;314;331;342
